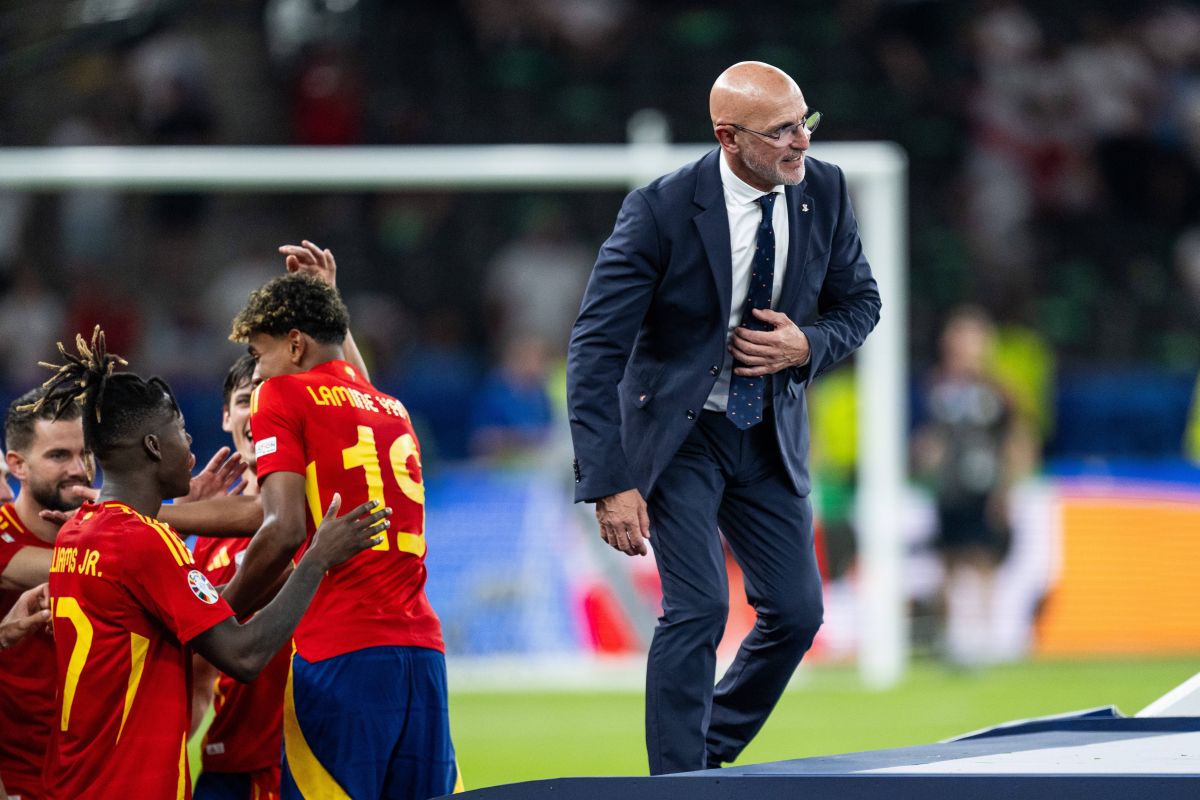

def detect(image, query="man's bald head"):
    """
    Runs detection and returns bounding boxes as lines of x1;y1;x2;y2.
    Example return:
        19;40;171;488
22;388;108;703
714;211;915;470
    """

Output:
710;61;812;190
710;62;804;129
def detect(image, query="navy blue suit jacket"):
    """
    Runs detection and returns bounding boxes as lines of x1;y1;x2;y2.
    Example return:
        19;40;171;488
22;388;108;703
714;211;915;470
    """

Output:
567;149;881;503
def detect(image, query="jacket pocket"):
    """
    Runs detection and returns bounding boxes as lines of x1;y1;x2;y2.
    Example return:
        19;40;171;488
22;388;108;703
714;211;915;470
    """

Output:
626;362;664;408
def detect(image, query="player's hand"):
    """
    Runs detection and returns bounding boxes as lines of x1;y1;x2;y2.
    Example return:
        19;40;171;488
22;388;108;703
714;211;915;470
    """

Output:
730;308;810;377
595;488;650;557
38;485;100;526
177;446;247;504
307;494;392;570
280;240;338;288
0;583;51;650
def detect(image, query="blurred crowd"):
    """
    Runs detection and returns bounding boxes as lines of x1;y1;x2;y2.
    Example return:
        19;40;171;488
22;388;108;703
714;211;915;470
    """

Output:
1;0;1199;464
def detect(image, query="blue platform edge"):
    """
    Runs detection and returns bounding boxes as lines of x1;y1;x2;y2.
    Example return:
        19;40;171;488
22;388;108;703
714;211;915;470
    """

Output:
445;709;1200;800
945;704;1123;741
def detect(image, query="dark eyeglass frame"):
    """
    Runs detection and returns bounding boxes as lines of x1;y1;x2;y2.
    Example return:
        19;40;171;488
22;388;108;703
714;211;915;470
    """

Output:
727;111;822;144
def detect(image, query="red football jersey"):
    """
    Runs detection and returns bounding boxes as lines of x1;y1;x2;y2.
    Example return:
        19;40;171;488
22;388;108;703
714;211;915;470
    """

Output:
251;359;443;661
43;502;234;800
0;504;55;800
191;535;288;777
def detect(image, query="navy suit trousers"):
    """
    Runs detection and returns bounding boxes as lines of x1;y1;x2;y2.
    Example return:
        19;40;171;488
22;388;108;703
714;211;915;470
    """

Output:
645;409;824;775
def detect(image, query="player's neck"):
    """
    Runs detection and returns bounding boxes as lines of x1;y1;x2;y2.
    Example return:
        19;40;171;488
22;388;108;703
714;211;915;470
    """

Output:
300;344;346;371
96;479;165;520
12;490;60;544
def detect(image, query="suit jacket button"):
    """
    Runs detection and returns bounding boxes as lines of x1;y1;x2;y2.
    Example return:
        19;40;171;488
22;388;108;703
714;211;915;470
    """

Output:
709;365;719;376
639;392;648;402
686;409;696;420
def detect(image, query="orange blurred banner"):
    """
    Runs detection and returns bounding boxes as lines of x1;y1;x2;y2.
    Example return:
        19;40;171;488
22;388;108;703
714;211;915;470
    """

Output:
1036;488;1200;656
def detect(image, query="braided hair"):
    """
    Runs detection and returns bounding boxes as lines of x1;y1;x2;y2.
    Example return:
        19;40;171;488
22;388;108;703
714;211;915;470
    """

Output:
34;326;181;461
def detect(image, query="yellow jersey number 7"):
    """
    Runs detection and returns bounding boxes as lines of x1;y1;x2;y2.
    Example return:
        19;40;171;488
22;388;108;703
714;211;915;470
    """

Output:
51;595;150;742
304;424;426;557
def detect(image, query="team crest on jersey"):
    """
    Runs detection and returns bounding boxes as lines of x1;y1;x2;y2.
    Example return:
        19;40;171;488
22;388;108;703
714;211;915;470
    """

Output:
187;569;220;604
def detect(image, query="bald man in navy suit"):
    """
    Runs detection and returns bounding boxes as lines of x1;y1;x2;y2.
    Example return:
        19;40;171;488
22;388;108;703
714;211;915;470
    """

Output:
567;61;881;775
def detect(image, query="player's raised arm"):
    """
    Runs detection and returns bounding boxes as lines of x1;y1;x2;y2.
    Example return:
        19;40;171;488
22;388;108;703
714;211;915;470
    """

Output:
0;547;52;592
159;493;263;537
218;471;308;616
37;453;263;537
158;444;262;537
191;495;389;681
279;239;371;381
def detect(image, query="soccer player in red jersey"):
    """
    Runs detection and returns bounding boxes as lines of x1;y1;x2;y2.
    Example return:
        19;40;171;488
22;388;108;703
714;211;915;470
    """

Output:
36;327;391;800
191;242;374;800
1;387;244;800
226;271;459;799
191;354;291;800
0;387;91;800
0;388;257;800
0;583;49;800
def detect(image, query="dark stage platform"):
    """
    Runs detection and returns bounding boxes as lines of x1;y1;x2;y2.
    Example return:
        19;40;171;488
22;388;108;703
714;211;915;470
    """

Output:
445;709;1200;800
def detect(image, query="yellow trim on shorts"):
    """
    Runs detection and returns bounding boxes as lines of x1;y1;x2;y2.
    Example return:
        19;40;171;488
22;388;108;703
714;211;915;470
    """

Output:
454;758;466;793
283;655;351;800
178;730;188;800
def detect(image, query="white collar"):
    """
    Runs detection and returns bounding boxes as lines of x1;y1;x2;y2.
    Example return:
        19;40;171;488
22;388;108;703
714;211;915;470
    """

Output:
719;151;784;205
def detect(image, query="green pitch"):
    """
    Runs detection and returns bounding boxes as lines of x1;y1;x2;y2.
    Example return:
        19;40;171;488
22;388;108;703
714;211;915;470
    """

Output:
449;656;1199;789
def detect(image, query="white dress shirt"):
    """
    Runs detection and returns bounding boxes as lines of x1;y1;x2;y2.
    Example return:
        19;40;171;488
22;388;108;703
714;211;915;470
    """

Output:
704;152;789;412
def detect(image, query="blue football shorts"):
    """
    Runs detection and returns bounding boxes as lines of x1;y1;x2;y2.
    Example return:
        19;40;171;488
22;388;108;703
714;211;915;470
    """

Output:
281;645;460;799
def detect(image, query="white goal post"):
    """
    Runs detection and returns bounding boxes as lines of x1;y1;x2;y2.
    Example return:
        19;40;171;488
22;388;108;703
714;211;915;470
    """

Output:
0;137;908;688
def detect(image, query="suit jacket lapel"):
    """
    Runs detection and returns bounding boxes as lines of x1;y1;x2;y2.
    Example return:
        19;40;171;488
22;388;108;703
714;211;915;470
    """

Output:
693;151;732;321
778;182;814;314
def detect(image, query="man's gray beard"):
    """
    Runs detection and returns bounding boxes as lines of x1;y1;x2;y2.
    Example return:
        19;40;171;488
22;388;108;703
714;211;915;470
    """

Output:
742;149;803;187
30;481;86;513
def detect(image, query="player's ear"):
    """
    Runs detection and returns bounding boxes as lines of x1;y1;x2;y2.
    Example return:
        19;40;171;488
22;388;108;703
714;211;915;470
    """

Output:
221;407;233;433
143;433;163;462
5;449;28;481
287;329;306;365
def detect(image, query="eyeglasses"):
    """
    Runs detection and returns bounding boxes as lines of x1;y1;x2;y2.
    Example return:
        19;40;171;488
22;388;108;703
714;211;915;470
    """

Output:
728;111;822;145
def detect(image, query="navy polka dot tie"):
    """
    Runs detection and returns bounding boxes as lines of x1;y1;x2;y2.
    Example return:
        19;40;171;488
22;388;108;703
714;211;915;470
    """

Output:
727;193;776;430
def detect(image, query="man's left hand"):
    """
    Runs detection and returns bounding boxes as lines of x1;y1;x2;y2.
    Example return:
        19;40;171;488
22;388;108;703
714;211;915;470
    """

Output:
0;583;51;650
39;485;100;526
280;240;338;288
177;446;247;504
730;308;810;376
